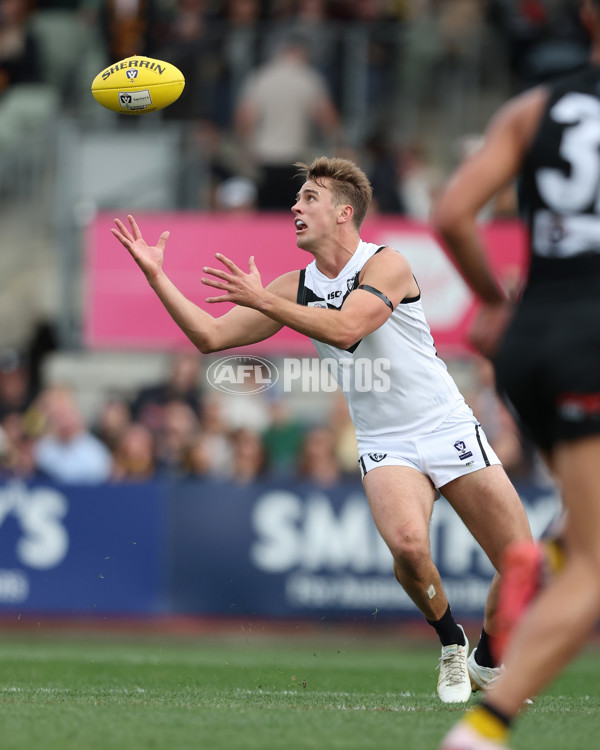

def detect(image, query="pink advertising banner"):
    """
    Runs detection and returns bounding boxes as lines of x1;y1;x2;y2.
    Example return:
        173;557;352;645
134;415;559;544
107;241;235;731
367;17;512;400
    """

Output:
85;213;527;356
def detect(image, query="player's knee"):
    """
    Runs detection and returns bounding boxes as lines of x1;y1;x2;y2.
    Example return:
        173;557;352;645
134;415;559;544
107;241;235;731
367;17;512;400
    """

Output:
389;525;431;574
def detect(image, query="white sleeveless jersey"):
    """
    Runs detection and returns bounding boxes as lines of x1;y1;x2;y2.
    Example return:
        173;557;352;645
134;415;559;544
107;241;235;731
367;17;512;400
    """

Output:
297;240;466;453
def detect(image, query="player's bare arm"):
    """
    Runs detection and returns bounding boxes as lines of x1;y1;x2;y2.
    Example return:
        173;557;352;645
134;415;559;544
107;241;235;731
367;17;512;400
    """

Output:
432;87;549;357
111;214;293;353
202;245;414;350
432;86;549;305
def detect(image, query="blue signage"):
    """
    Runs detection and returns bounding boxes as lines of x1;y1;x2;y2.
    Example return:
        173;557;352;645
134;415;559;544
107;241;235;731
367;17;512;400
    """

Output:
0;479;169;615
166;477;560;619
0;477;561;619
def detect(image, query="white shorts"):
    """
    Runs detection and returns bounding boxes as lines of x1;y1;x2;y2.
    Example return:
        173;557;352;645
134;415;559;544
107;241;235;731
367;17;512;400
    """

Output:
358;404;501;489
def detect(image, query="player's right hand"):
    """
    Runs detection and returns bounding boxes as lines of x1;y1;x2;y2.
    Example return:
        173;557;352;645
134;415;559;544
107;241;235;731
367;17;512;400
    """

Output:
468;300;514;359
111;214;169;282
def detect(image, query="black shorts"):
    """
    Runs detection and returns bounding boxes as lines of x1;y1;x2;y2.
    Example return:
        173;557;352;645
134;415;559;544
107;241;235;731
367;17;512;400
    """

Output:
494;301;600;453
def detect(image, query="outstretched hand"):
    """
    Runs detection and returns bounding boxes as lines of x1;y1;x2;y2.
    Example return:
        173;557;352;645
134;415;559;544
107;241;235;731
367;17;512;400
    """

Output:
201;254;266;309
111;215;169;282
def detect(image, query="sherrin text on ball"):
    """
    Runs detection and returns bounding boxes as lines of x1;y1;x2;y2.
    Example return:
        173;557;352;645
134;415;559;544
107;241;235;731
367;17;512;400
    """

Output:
91;56;185;115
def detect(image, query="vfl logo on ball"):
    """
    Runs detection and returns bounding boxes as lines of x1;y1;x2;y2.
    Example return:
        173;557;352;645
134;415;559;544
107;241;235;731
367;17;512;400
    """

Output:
118;88;152;109
454;440;473;461
206;356;279;394
126;69;139;80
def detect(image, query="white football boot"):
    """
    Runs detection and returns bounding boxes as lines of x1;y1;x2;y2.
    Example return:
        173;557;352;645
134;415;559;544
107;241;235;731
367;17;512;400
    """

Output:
437;625;471;703
467;648;504;692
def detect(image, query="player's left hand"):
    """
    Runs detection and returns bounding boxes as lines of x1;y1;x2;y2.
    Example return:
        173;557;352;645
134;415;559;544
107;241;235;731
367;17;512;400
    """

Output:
201;254;265;308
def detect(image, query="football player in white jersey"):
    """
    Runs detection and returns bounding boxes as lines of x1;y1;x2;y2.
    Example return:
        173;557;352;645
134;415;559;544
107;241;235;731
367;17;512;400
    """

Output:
112;156;532;704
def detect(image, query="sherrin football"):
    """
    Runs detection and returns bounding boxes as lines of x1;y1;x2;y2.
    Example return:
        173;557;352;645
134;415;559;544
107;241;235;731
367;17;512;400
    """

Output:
91;56;185;115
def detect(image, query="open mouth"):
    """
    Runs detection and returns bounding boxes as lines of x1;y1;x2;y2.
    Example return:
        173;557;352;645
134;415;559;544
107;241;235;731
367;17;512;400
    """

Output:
295;219;307;232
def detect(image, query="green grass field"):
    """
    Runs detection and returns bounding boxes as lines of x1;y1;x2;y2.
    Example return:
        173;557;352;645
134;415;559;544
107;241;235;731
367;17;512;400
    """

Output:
0;628;598;750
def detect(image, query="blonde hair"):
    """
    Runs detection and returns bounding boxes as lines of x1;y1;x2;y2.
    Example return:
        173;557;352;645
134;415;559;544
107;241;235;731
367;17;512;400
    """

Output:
295;156;372;229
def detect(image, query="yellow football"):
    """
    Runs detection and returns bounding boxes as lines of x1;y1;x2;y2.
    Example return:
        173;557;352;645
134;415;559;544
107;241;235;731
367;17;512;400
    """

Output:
91;56;185;115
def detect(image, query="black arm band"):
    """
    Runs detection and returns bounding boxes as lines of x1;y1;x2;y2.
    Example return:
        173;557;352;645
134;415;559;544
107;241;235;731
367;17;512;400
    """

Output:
357;284;394;311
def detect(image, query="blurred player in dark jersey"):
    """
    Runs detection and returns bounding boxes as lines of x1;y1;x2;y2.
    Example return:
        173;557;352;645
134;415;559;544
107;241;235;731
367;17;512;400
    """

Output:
433;1;600;747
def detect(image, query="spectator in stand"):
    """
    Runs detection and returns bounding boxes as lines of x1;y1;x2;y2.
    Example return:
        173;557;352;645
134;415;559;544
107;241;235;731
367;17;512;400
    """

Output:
212;0;264;128
261;398;306;475
180;119;240;210
0;348;35;420
196;396;233;476
33;384;113;484
153;0;217;121
131;351;203;435
228;426;268;484
90;0;159;61
493;0;589;91
274;0;341;101
364;133;406;215
397;139;442;221
92;396;132;453
341;0;400;112
218;364;272;432
182;431;214;477
24;321;58;399
214;175;258;214
0;411;36;479
111;422;156;481
0;0;41;95
154;398;198;475
297;426;342;486
438;0;485;65
234;30;343;209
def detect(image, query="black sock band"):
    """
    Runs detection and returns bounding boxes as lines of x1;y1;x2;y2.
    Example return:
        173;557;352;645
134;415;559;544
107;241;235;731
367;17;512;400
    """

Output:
426;604;465;646
475;627;496;668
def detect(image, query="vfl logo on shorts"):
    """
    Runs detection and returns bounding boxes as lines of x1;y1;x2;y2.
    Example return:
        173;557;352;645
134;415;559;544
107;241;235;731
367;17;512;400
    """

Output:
454;441;473;461
368;453;387;462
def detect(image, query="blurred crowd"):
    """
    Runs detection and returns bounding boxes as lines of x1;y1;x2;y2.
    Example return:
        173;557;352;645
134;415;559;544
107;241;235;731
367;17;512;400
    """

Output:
0;346;546;486
0;1;592;213
0;0;580;488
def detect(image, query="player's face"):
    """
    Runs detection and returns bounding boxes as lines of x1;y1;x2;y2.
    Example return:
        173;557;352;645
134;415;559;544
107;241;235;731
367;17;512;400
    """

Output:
292;179;339;251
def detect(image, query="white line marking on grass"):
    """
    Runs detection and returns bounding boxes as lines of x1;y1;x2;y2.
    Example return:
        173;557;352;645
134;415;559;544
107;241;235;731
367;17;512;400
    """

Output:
231;688;438;711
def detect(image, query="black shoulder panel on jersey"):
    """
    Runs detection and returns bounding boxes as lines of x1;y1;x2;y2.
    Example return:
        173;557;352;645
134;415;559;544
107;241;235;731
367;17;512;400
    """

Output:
365;248;421;304
401;274;421;303
297;272;329;308
296;269;306;305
